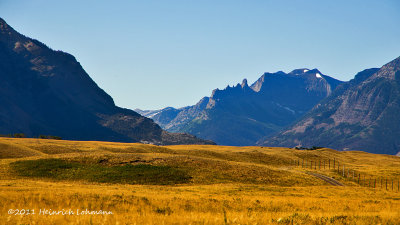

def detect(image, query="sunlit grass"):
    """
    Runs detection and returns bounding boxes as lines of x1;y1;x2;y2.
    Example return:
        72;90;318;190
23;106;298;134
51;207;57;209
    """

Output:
0;137;400;224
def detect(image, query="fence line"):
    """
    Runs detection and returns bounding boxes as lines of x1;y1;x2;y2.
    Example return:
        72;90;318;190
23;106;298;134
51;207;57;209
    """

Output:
291;157;399;192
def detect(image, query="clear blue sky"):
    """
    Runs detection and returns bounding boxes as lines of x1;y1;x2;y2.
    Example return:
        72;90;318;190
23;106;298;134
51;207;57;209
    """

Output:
1;0;400;110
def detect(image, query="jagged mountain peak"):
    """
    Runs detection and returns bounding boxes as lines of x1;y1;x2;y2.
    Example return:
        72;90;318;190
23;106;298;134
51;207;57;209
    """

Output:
289;68;310;75
144;66;343;146
241;78;248;88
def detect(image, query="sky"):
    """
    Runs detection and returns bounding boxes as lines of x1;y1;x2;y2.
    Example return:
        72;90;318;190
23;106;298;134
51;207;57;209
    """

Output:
1;0;400;110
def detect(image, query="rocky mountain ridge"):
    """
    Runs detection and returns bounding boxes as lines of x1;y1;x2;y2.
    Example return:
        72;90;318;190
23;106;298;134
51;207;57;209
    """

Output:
137;69;343;145
262;56;400;155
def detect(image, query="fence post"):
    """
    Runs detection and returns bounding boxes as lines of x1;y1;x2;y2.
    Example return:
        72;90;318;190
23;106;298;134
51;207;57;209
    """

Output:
386;178;388;191
352;170;354;181
315;161;317;170
358;173;360;184
329;159;330;169
381;177;383;189
392;179;394;191
333;158;335;169
374;178;376;188
343;165;345;177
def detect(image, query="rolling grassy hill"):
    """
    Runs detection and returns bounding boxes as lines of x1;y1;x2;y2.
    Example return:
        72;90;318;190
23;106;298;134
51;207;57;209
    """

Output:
1;137;400;224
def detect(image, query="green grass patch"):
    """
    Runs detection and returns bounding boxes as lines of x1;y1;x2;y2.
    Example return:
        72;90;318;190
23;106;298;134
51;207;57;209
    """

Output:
10;158;191;185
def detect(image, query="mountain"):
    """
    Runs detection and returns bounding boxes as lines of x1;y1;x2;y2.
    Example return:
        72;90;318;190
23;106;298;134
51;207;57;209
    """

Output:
261;56;400;155
135;107;188;129
0;18;213;145
137;69;342;146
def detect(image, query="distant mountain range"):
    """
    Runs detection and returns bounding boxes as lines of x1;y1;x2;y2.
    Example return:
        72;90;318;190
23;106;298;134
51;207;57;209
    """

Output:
262;57;400;155
138;53;400;155
0;18;213;145
137;69;343;146
3;17;399;154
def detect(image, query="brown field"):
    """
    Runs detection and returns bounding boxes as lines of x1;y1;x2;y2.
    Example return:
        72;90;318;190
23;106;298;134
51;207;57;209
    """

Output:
0;137;400;224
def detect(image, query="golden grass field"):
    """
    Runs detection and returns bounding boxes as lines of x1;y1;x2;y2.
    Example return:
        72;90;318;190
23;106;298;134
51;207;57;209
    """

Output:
0;137;400;224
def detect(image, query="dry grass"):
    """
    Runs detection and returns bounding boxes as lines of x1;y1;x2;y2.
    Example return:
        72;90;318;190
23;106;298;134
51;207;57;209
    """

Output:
0;142;44;159
0;137;400;224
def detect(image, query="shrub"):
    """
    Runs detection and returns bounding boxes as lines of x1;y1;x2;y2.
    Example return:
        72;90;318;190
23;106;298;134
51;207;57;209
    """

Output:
38;135;62;140
13;133;26;138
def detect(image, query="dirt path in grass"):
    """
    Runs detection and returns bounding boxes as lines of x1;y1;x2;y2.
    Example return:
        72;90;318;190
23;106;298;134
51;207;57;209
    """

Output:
305;171;344;186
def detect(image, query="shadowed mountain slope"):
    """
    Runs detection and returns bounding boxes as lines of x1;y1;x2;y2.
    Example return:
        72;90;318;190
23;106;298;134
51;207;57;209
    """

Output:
0;18;212;145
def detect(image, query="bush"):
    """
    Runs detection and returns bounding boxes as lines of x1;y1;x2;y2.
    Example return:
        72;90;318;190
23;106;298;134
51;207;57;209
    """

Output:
13;133;26;138
38;135;62;140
